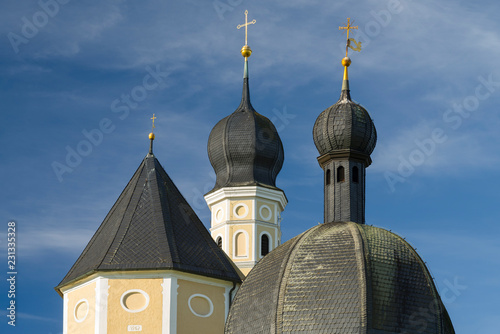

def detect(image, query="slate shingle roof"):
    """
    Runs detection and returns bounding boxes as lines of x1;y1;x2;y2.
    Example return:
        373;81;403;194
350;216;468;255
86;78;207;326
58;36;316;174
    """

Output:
207;75;284;194
313;88;377;157
56;152;243;292
225;222;454;334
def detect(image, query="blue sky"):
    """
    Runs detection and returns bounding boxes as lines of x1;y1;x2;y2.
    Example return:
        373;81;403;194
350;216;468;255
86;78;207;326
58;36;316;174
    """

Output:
1;0;499;332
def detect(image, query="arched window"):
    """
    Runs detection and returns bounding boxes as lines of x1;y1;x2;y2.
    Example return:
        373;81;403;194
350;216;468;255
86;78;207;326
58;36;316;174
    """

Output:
261;234;270;256
352;166;359;183
235;232;247;257
337;166;345;183
326;169;331;185
216;236;222;248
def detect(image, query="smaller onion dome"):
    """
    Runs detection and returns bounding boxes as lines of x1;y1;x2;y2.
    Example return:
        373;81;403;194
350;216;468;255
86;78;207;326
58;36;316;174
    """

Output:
207;59;284;193
313;57;377;157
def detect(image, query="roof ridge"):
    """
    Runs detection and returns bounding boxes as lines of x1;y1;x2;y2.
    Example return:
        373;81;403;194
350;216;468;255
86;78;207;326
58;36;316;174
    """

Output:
274;226;318;334
102;160;148;266
152;157;180;264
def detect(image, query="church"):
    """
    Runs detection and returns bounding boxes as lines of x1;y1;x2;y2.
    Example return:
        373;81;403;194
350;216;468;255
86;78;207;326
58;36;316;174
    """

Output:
55;14;455;334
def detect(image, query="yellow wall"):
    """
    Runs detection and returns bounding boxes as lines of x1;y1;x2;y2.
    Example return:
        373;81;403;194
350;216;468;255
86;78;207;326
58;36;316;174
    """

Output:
107;278;162;334
239;267;252;276
229;200;253;220
206;193;285;276
256;200;275;223
66;281;96;334
176;279;226;334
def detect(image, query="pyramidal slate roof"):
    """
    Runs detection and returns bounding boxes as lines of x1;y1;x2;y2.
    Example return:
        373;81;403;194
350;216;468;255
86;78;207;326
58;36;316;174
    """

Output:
56;149;243;292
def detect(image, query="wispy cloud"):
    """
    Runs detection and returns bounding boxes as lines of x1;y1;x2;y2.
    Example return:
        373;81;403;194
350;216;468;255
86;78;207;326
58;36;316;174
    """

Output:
0;227;94;257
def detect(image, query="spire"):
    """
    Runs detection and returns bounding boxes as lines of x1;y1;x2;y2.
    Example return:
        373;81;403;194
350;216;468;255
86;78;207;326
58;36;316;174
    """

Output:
312;18;376;224
206;9;285;194
237;10;256;112
338;18;362;101
148;113;156;155
340;56;352;100
237;57;253;111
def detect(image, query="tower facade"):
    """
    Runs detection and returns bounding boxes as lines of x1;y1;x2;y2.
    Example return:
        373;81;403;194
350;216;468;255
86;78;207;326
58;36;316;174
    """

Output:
205;186;286;276
205;40;286;276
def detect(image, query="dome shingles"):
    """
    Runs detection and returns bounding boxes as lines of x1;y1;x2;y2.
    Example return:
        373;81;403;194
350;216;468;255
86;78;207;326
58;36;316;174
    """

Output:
280;223;366;333
207;93;284;193
313;91;377;157
359;225;452;333
225;232;305;334
225;222;455;334
206;58;284;194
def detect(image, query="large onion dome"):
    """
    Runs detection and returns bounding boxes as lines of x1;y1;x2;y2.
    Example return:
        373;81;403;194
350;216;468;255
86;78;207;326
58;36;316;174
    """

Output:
207;60;284;193
313;65;377;158
225;222;455;334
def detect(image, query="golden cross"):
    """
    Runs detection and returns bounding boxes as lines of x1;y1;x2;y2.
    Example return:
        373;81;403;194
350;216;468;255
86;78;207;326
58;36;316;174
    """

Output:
237;10;256;46
339;18;358;57
151;114;157;132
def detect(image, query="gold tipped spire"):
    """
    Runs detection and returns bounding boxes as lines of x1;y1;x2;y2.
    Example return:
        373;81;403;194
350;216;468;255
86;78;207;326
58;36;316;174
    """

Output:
149;113;156;140
237;10;256;58
339;18;362;83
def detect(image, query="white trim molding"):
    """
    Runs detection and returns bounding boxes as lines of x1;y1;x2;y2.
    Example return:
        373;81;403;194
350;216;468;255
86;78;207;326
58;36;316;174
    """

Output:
73;298;89;323
214;207;224;224
95;277;109;334
259;204;273;221
233;203;249;219
162;276;178;334
204;186;287;211
63;293;68;334
188;294;214;318
120;289;150;313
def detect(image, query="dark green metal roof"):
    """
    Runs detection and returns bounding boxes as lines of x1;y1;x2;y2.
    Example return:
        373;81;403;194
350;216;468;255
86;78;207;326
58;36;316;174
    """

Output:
56;151;243;292
225;221;454;334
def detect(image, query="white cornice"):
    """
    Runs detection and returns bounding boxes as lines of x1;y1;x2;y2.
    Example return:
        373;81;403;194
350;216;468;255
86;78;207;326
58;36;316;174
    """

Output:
210;220;277;232
60;270;236;294
204;186;287;210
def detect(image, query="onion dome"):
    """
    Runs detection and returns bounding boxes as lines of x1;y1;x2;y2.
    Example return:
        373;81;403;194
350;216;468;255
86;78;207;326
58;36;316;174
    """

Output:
313;57;377;159
206;50;284;193
225;222;455;334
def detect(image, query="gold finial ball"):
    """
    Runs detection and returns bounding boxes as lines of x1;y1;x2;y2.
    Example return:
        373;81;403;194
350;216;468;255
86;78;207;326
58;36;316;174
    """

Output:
241;45;252;58
342;57;352;67
149;132;155;140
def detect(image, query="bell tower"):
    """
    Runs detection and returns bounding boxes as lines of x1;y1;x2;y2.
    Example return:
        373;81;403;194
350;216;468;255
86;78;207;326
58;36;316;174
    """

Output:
205;11;287;276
